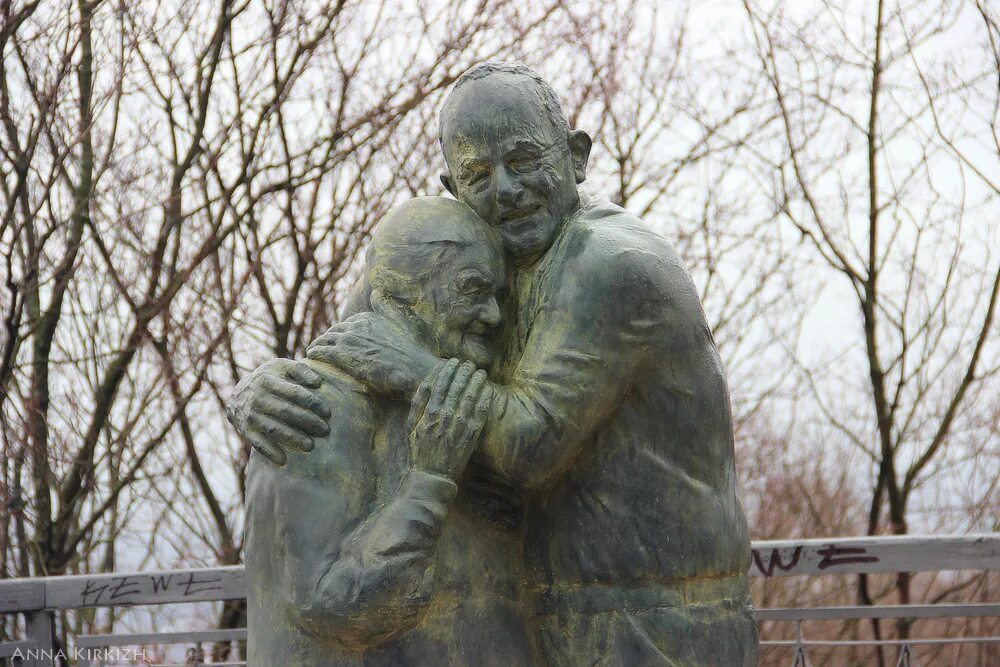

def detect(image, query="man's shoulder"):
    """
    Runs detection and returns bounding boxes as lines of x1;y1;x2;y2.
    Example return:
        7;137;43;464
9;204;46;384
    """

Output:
574;194;644;226
553;195;683;293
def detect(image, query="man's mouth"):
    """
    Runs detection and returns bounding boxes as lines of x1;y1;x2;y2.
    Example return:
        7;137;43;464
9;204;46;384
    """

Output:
499;204;542;226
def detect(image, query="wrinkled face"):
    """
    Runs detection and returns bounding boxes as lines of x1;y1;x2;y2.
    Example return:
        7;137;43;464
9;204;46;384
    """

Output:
441;74;588;265
412;240;506;369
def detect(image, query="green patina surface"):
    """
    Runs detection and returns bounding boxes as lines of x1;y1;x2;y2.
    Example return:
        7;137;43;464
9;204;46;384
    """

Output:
230;62;758;666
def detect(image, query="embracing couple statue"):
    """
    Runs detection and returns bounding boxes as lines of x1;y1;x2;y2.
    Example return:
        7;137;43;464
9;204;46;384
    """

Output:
227;62;759;666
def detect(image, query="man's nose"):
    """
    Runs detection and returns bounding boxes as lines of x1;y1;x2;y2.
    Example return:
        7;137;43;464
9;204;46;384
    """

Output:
493;166;522;209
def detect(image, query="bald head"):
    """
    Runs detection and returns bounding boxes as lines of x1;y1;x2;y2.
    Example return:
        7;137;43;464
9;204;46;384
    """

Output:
440;62;569;150
436;62;592;265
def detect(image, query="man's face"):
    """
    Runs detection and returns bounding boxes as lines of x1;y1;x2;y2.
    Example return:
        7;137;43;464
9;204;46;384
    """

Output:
413;240;506;369
440;74;588;265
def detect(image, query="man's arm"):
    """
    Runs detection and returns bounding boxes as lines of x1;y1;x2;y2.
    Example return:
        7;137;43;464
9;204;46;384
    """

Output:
476;241;675;489
305;231;680;490
308;238;676;489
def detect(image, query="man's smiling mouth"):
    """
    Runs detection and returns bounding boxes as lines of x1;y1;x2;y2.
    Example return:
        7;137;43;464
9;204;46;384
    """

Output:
499;204;542;225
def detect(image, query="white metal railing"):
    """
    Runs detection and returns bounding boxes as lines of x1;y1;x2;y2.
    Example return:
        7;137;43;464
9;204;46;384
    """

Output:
0;534;997;666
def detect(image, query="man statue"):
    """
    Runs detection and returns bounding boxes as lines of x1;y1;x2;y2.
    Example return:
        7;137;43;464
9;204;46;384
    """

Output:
233;62;758;665
236;197;536;666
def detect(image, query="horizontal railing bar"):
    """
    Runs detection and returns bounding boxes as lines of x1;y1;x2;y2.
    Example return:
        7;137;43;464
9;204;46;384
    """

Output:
755;603;1000;621
0;639;35;658
74;628;246;648
0;534;996;613
0;566;245;613
761;637;1000;646
750;533;1000;578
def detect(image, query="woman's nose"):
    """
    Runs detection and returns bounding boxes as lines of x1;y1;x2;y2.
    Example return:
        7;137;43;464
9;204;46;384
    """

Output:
479;297;502;328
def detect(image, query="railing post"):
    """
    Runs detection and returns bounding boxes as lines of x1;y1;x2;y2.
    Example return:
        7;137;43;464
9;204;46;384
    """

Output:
185;643;205;666
791;620;811;667
894;643;912;667
21;610;56;667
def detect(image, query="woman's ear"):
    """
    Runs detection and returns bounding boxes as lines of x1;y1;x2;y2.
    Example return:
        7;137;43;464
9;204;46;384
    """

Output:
370;288;431;342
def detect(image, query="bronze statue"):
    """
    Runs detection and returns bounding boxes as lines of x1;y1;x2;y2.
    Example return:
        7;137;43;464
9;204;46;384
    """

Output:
230;62;758;666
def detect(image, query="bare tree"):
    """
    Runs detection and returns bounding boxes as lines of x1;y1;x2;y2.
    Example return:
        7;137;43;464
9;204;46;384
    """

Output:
741;0;1000;661
0;0;570;648
542;0;809;430
2;1;997;660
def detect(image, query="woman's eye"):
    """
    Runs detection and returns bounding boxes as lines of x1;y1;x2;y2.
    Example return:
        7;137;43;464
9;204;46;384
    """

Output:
457;277;487;295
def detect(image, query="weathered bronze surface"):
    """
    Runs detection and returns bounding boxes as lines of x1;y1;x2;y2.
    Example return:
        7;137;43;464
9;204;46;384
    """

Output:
229;62;758;666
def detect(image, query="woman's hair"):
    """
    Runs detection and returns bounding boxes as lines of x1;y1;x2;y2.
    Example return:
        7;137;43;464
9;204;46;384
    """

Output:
365;197;498;304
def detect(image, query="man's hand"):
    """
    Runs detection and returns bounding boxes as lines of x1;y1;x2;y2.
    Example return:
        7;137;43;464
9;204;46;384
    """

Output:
405;359;490;480
306;303;440;397
226;358;331;466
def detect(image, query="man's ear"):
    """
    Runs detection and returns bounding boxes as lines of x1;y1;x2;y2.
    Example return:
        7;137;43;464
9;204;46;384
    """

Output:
440;172;457;196
568;129;592;184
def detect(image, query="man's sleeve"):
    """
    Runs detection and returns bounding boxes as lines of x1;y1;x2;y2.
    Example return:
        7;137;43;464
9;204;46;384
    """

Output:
273;459;456;649
478;238;675;489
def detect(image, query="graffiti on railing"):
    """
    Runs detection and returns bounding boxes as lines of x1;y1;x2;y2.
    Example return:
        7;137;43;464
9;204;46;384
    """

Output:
816;544;879;570
752;545;803;577
79;571;225;606
752;543;880;577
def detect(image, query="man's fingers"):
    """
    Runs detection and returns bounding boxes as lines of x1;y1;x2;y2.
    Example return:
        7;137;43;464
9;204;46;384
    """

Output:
305;344;338;365
473;393;492;435
248;414;314;453
342;311;376;325
307;340;365;372
322;314;377;339
307;319;367;351
247;429;288;467
262;376;331;420
406;384;431;434
285;361;322;388
256;399;329;437
308;331;339;350
307;333;370;364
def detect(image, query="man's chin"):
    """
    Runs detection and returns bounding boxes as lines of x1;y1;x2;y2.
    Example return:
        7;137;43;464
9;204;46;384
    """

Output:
501;221;556;262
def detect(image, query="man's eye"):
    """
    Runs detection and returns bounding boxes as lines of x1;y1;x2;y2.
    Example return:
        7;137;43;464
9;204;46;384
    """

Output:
508;157;536;173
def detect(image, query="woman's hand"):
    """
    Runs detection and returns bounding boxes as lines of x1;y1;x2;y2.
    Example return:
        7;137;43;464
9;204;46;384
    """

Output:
405;359;490;480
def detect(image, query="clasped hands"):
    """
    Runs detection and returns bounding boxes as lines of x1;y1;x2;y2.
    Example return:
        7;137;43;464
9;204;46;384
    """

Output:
227;312;489;479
